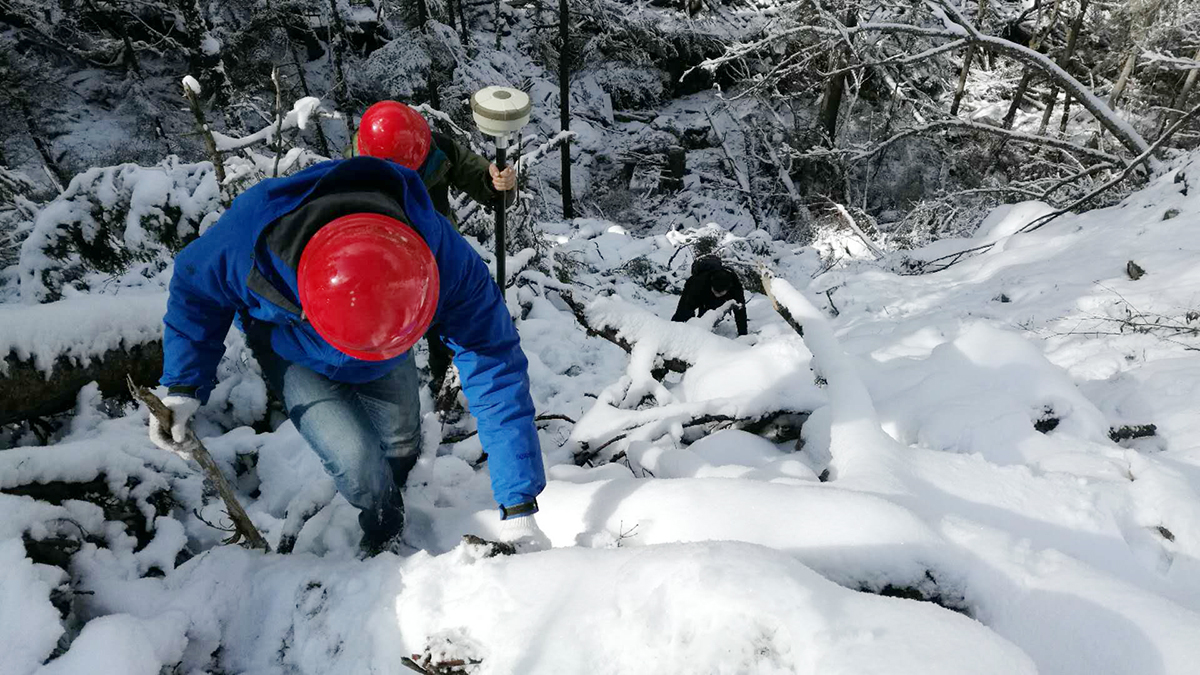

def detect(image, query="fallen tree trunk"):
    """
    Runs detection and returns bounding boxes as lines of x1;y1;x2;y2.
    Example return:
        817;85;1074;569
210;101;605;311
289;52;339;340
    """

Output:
574;409;811;466
556;289;690;374
1;340;163;426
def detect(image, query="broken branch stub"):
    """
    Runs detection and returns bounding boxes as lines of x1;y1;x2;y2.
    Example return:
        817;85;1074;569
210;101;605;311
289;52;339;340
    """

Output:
126;375;271;552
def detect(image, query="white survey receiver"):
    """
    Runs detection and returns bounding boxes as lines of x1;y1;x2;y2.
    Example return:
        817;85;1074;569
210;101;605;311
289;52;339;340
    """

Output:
470;86;532;293
470;86;532;140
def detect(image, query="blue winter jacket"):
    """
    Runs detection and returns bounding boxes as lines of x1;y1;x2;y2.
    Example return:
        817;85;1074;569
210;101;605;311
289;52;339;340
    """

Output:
161;156;545;508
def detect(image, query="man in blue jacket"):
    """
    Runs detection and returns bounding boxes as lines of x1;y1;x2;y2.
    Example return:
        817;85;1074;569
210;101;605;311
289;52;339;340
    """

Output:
149;156;548;556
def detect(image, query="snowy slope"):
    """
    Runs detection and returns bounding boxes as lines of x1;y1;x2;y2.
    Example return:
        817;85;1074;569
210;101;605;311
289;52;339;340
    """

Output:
4;155;1200;674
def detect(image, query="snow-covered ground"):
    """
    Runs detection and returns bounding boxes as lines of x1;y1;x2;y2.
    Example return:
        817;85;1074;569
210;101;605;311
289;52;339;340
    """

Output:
4;151;1200;674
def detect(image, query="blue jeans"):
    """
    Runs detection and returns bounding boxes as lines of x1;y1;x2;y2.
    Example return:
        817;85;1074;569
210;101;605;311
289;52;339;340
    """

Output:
251;334;422;548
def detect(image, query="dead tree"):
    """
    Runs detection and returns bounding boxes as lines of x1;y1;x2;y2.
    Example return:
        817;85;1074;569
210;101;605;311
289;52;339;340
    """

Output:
697;0;1152;158
557;289;689;373
176;0;237;130
285;28;333;157
818;9;858;142
1166;47;1200;130
458;0;470;44
182;81;227;189
950;0;989;116
1001;0;1062;130
1040;0;1089;134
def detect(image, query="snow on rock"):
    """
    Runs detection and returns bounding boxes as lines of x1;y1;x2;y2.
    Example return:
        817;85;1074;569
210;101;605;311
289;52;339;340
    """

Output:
0;292;166;374
873;322;1114;466
36;612;189;675
73;542;1033;675
395;542;1036;675
0;539;65;675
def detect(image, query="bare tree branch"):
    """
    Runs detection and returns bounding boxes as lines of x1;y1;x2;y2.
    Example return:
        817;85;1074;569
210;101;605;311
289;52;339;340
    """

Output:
1020;101;1200;233
700;4;1151;158
127;376;269;552
806;119;1124;165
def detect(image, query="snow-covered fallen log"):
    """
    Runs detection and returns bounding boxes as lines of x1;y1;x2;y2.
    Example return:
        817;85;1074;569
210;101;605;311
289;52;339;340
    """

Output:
557;288;743;374
1;294;166;425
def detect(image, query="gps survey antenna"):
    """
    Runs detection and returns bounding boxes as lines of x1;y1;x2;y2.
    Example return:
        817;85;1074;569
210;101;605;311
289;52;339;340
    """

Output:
471;86;532;293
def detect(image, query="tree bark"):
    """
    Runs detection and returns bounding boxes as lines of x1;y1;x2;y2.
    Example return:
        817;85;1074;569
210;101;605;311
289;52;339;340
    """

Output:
458;0;470;44
183;84;227;187
559;0;574;218
818;9;857;142
1002;0;1059;130
1002;72;1034;129
1;340;163;426
950;45;976;116
1170;47;1200;118
950;0;988;116
271;67;285;177
1040;0;1088;134
288;39;333;157
1108;50;1137;109
327;0;355;144
495;0;503;49
177;0;237;131
1059;91;1073;134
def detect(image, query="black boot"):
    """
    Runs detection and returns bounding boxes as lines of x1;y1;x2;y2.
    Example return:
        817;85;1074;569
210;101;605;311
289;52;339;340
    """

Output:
358;487;406;558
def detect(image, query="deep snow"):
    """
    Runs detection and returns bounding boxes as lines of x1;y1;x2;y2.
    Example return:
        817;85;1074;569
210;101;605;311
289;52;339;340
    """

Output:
4;154;1200;674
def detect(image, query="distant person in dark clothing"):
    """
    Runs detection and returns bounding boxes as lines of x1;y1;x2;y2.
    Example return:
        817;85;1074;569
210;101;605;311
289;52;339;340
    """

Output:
671;256;749;336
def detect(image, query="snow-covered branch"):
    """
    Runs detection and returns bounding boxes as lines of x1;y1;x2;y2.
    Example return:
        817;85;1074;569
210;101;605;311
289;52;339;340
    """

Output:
412;103;473;137
210;97;337;153
699;2;1153;159
806;119;1125;166
1020;101;1200;234
516;131;577;172
1139;51;1200;71
823;38;969;77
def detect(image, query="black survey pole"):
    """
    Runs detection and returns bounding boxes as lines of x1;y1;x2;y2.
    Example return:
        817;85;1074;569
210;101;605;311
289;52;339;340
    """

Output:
495;139;508;291
471;86;529;295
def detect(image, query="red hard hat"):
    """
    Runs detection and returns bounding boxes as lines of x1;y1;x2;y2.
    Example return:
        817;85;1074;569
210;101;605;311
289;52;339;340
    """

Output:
298;213;439;361
357;101;432;170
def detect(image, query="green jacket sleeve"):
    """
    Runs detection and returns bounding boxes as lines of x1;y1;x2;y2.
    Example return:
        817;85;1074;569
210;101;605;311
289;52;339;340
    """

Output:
442;136;516;208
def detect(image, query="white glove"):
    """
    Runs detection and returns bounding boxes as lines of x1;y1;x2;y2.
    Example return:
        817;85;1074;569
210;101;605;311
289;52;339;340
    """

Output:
497;514;551;553
148;395;200;453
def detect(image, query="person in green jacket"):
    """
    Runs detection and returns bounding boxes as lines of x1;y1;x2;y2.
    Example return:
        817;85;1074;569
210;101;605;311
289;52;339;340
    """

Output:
350;100;516;395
